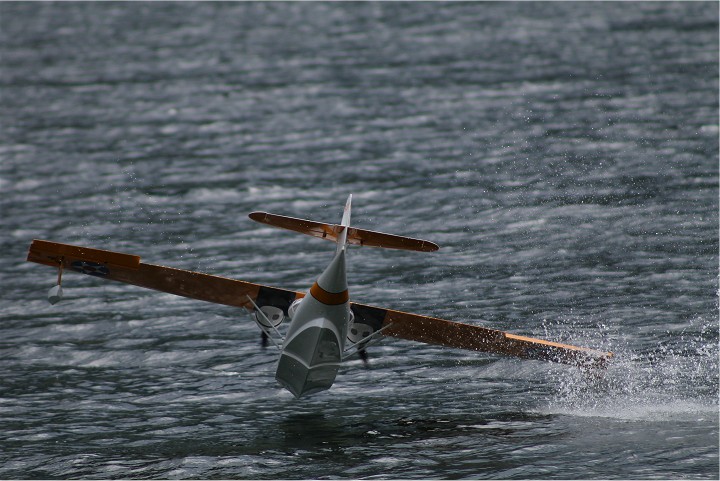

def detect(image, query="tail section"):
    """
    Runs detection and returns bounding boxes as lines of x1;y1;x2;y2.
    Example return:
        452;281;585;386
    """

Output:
336;194;351;254
248;195;439;253
341;194;352;228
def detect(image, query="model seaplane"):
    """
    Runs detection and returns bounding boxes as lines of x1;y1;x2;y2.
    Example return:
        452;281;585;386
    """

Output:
26;195;612;398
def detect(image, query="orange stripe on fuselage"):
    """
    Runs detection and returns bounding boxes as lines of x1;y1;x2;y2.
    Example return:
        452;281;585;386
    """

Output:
310;282;349;306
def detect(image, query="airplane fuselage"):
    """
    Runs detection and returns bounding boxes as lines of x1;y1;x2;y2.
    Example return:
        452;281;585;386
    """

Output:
275;248;351;398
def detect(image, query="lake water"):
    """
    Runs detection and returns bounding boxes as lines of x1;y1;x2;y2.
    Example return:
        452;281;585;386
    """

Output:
0;1;718;479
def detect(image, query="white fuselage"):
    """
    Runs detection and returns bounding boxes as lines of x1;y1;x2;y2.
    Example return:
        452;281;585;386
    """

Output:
275;248;350;398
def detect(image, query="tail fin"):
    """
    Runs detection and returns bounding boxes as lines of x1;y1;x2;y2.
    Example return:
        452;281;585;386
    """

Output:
248;195;439;253
336;194;352;253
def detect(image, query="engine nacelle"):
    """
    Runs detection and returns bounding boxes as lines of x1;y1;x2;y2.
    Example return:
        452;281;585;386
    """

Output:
347;321;374;344
287;298;303;320
254;305;284;328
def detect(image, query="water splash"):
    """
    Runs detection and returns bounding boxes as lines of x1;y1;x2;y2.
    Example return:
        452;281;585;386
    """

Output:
541;316;718;422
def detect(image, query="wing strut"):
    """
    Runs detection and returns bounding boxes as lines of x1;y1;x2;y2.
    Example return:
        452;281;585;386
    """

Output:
48;258;64;305
342;323;395;362
245;295;284;351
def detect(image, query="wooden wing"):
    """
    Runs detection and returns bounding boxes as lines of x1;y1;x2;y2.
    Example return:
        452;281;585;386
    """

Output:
26;239;303;312
349;302;612;369
27;240;611;368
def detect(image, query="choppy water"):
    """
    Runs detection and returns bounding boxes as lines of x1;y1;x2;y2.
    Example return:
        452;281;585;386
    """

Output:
1;2;718;479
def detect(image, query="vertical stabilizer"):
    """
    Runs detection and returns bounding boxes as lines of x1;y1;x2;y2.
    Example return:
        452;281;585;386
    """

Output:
336;194;352;253
341;194;352;227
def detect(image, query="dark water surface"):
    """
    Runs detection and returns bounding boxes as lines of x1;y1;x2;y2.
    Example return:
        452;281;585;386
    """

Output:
1;2;718;479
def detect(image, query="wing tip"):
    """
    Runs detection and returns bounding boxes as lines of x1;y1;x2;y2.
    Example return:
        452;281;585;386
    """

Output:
423;241;440;252
248;211;268;222
27;239;141;269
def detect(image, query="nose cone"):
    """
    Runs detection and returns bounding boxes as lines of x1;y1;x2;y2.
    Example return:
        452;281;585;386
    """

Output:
275;320;342;398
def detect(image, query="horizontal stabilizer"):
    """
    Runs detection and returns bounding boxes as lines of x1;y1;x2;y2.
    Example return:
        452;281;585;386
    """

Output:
248;212;439;252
